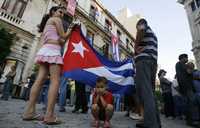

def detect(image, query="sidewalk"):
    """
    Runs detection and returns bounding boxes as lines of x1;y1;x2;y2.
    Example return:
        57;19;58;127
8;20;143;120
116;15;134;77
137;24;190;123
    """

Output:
0;99;193;128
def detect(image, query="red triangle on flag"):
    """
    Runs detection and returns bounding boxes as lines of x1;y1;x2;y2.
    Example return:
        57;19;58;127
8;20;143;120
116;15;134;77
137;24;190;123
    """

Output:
63;25;102;72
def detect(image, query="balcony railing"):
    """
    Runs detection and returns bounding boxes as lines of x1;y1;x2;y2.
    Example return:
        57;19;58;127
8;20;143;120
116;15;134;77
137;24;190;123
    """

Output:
0;9;24;27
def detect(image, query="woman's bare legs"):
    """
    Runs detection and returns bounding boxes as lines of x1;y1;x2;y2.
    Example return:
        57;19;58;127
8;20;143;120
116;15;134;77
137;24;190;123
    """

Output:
23;64;48;117
44;64;61;122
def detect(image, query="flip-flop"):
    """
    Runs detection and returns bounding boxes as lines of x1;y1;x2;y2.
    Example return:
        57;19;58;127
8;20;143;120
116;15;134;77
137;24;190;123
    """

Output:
103;121;111;128
91;120;99;128
22;114;44;121
43;117;62;125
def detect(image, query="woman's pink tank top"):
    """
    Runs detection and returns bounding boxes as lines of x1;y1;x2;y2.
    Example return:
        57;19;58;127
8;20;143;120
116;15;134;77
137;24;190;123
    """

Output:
41;24;60;43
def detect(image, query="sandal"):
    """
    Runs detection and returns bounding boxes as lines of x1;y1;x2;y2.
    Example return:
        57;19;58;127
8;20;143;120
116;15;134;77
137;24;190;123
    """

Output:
43;117;62;125
92;120;99;128
103;121;111;128
22;114;44;121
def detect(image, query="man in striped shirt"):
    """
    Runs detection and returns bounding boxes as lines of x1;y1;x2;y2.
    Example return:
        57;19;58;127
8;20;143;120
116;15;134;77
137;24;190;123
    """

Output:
134;19;161;128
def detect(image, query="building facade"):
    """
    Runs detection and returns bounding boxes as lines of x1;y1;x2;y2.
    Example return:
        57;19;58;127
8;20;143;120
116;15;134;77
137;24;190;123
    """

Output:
0;0;136;84
178;0;200;69
0;0;51;84
116;8;141;38
60;0;136;60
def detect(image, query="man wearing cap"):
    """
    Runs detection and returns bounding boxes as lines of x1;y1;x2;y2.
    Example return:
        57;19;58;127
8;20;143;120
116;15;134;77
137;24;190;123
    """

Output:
175;54;195;126
134;18;161;128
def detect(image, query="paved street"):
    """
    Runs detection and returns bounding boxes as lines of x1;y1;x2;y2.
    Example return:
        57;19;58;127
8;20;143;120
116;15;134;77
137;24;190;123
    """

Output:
0;99;192;128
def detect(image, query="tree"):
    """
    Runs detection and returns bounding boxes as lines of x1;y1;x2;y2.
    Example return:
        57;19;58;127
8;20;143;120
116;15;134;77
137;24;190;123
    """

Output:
0;26;16;78
0;27;15;64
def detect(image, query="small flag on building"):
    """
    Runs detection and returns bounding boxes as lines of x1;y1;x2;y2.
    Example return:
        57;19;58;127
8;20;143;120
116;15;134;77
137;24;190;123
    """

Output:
112;34;120;61
67;0;76;16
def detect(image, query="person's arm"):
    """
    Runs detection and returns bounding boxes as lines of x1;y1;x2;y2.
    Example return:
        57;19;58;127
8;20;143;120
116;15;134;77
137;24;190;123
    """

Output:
92;90;100;104
6;70;13;78
100;92;113;108
53;17;68;39
175;63;185;90
10;70;16;77
93;95;100;104
163;78;172;86
100;95;107;108
135;29;145;44
134;29;145;55
193;71;200;80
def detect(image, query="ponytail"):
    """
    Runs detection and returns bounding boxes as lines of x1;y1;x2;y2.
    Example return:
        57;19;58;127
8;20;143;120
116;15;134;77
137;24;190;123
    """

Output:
38;6;61;33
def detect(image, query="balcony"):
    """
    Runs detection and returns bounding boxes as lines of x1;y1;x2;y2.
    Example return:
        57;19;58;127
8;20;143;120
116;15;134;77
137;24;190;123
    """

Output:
76;4;112;36
0;9;24;28
89;12;96;22
104;25;111;34
9;45;29;63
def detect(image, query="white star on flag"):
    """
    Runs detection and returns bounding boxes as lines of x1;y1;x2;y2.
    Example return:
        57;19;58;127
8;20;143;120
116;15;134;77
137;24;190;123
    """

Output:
72;41;88;58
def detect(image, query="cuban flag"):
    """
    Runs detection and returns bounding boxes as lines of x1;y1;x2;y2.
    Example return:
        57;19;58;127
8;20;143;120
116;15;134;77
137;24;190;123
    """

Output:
66;0;76;16
112;34;120;61
63;25;135;94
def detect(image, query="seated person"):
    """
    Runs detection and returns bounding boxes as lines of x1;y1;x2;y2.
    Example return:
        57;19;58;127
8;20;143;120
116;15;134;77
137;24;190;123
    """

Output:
91;77;114;128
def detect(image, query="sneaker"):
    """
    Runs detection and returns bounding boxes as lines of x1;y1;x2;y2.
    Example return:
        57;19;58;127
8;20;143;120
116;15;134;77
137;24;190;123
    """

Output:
130;113;143;120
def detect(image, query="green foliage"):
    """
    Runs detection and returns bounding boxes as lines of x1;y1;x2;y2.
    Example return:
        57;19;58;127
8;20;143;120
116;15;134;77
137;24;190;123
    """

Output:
0;27;15;64
155;90;163;103
32;64;39;72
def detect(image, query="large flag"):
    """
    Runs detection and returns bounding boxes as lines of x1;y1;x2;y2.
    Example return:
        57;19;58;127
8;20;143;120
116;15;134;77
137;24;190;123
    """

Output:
112;34;120;61
66;0;76;16
63;25;135;94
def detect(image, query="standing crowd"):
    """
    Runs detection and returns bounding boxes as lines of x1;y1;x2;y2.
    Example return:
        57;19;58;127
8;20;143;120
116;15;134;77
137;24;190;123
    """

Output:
159;54;200;127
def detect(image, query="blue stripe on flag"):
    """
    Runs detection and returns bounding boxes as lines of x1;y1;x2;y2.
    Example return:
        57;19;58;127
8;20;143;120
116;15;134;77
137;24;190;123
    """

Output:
63;69;134;95
107;69;135;78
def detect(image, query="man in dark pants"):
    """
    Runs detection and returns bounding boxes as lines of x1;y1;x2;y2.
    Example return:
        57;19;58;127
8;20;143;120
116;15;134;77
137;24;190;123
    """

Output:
134;19;161;128
175;54;196;126
72;80;88;113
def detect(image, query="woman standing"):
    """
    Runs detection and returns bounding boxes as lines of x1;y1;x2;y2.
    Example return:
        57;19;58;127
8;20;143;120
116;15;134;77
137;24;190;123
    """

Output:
23;6;70;125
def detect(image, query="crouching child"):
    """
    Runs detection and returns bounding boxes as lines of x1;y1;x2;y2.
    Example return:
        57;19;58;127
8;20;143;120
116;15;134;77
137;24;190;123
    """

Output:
91;77;114;128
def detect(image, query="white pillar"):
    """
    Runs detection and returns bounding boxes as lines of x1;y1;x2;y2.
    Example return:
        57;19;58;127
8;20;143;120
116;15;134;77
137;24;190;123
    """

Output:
22;36;40;81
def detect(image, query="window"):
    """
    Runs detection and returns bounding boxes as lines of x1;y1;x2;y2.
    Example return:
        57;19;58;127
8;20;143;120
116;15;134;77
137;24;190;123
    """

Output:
86;30;94;45
126;38;129;49
191;1;196;12
105;19;111;32
1;0;28;18
89;5;96;21
126;38;129;44
103;43;109;57
117;30;121;40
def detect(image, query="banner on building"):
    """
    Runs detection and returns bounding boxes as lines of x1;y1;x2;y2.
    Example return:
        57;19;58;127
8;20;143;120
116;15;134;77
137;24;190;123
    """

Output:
112;34;120;61
67;0;76;16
